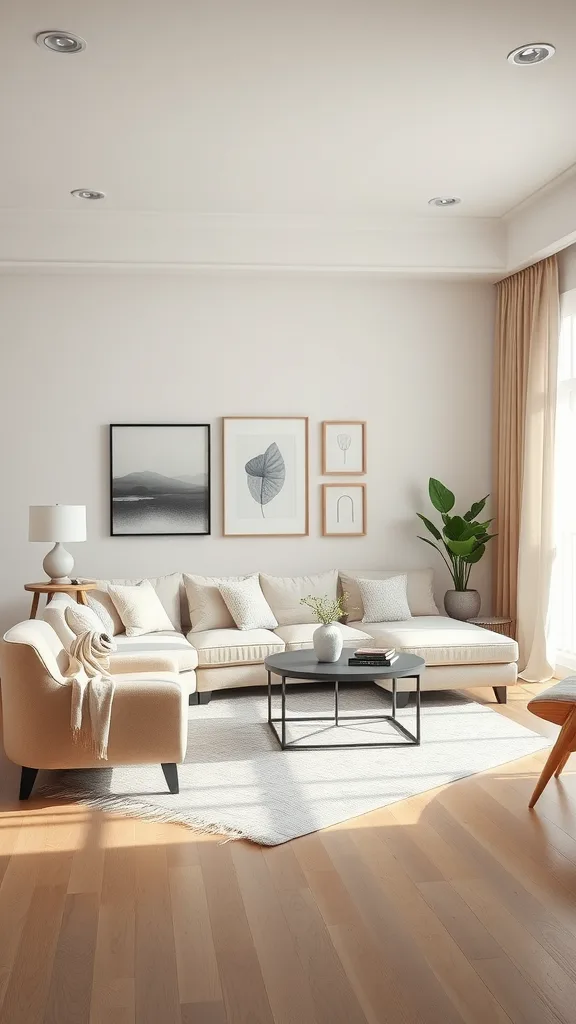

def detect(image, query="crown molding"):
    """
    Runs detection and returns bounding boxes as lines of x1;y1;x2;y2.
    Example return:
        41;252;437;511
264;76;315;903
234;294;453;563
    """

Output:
0;209;505;278
505;169;576;274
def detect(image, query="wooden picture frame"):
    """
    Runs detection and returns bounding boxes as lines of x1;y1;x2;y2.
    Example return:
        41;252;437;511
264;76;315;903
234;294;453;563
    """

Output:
322;421;366;475
110;423;211;536
322;483;366;537
222;417;309;536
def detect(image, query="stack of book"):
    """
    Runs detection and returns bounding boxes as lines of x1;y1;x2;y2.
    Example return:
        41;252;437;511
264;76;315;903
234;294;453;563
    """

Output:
348;647;398;667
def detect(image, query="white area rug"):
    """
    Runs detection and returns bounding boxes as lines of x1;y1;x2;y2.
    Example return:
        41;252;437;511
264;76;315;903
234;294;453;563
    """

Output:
38;686;550;845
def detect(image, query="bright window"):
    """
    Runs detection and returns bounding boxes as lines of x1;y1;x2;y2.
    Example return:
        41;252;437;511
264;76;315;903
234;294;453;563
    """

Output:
551;288;576;668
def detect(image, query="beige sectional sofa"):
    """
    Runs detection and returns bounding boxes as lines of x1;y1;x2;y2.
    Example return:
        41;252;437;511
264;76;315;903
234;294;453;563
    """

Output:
42;568;518;706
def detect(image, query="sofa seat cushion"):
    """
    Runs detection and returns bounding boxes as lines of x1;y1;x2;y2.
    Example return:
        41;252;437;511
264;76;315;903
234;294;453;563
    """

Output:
113;631;198;672
273;622;372;651
186;628;285;668
348;615;518;666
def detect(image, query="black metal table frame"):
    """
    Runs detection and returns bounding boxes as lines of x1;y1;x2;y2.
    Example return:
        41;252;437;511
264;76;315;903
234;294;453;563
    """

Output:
266;670;421;750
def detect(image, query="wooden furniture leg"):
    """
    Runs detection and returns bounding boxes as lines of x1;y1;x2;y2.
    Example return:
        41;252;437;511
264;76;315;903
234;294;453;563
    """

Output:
77;590;88;605
529;708;576;808
29;593;40;618
554;750;572;778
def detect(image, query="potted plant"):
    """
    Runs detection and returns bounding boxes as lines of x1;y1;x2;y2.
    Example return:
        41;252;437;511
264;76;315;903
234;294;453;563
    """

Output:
300;594;348;662
417;478;496;620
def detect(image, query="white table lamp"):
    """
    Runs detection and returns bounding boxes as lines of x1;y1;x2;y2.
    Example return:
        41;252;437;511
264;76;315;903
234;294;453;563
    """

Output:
29;505;87;583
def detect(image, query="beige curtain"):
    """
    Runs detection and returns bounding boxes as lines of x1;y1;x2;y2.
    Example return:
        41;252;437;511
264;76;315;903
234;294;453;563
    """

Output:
493;255;559;681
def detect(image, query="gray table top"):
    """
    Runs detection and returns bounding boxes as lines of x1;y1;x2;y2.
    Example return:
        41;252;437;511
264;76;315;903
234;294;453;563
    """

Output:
265;649;425;683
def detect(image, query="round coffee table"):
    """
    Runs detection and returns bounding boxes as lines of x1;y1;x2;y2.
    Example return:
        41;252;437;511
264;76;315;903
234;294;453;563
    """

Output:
264;650;425;750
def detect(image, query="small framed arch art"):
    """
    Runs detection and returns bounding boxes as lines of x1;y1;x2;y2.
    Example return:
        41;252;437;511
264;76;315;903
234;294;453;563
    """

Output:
322;483;366;537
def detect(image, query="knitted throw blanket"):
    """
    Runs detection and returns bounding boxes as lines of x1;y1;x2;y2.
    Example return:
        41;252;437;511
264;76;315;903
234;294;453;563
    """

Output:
65;630;116;760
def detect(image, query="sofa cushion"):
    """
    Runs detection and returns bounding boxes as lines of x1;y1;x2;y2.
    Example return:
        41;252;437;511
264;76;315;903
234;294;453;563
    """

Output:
274;622;371;651
350;615;518;666
43;593;81;649
340;568;439;620
113;631;198;672
260;571;339;626
186;628;285;668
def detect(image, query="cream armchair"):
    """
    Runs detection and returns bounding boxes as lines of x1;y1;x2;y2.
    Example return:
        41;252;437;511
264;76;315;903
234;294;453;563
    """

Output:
0;619;189;800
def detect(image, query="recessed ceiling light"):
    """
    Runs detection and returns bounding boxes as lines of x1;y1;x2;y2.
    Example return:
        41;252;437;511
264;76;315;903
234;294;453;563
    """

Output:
507;43;555;65
428;197;461;207
36;30;86;54
71;189;106;200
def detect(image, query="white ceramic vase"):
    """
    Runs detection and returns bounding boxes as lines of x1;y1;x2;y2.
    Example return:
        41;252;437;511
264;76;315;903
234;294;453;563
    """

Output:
313;622;343;663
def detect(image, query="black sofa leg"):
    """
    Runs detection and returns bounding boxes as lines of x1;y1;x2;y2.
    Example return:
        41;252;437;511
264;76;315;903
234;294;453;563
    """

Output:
19;766;39;800
189;690;212;706
493;686;507;704
395;692;411;709
161;763;179;794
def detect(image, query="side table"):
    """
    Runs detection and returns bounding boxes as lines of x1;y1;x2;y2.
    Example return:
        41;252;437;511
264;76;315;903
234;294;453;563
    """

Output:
468;615;514;637
24;581;98;619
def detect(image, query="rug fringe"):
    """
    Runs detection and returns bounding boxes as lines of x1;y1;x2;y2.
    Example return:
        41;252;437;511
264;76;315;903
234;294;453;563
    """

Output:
34;785;279;845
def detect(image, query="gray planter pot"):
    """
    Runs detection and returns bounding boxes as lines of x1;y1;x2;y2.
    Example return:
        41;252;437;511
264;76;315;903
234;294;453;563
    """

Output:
444;589;481;620
313;622;343;663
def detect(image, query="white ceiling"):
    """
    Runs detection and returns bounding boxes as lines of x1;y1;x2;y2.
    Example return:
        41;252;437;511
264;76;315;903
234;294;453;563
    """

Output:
2;0;576;219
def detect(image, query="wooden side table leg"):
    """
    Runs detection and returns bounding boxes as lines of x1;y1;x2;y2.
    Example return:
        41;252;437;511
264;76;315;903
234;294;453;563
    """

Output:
29;593;40;619
77;591;88;606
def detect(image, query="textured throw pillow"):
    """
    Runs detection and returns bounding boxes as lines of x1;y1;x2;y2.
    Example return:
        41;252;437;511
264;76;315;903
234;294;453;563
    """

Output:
339;568;439;621
82;587;124;636
183;573;249;632
218;575;278;631
64;602;110;637
259;571;339;626
107;580;175;637
358;575;412;623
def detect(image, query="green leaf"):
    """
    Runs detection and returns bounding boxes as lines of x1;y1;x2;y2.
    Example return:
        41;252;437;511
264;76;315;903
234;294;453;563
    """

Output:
416;513;442;541
463;495;489;522
429;478;455;514
445;536;478;556
462;544;485;564
443;516;477;542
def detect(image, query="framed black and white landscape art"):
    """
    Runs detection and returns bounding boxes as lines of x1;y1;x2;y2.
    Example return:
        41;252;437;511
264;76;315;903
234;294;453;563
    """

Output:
222;417;309;536
110;424;211;536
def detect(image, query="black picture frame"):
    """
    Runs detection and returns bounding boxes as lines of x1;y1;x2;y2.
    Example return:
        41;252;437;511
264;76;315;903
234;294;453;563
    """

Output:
109;423;211;536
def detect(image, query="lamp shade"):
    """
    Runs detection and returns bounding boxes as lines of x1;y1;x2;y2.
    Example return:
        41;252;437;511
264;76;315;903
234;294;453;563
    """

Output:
29;505;86;543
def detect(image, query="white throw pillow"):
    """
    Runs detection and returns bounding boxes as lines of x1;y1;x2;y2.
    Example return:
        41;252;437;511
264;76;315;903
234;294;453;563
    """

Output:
259;571;339;626
64;602;110;637
80;574;183;632
339;568;439;621
358;575;412;623
184;573;249;632
107;580;176;637
218;575;278;631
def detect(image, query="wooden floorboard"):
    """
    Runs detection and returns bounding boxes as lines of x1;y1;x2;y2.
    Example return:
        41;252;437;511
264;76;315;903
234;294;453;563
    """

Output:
0;683;575;1023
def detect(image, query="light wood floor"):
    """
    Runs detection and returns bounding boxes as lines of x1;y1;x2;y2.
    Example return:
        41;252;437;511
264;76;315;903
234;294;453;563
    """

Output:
1;682;576;1024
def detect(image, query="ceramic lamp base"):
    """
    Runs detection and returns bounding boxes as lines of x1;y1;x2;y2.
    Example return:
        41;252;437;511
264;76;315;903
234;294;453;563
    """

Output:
42;542;74;585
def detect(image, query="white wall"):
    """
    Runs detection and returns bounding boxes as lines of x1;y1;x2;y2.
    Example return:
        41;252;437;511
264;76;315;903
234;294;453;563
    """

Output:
0;270;494;631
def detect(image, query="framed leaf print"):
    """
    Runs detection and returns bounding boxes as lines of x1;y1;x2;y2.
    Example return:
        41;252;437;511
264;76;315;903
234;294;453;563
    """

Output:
322;421;366;475
223;418;309;536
